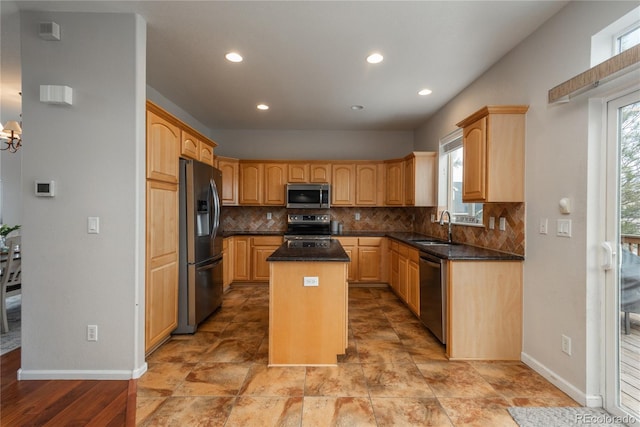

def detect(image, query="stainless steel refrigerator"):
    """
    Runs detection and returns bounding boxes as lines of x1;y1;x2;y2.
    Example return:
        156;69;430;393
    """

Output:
174;159;223;334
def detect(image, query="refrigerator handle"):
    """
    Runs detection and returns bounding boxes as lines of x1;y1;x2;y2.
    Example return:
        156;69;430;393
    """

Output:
210;178;221;240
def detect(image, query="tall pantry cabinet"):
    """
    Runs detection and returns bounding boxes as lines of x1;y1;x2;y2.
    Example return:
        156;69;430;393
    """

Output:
145;103;180;353
144;101;218;354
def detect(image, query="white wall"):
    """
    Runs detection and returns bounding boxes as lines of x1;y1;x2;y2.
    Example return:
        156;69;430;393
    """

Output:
414;1;638;404
19;11;147;379
0;0;23;226
212;128;414;160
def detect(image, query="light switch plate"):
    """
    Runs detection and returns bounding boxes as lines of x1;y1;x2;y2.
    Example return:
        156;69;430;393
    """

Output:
557;219;572;237
88;217;100;234
539;218;548;234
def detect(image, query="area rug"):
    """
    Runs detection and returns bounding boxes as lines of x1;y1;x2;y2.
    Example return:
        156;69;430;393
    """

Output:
1;295;21;355
508;407;635;427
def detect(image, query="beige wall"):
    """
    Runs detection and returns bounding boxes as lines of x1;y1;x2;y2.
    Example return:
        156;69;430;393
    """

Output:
414;0;638;405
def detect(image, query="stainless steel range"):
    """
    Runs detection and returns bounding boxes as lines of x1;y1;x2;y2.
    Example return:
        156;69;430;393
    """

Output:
284;213;331;240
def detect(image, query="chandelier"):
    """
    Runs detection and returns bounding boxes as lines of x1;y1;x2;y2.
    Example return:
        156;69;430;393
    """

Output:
0;121;22;153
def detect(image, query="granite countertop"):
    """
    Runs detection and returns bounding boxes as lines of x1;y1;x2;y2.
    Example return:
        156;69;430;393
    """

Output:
225;230;523;261
267;239;350;262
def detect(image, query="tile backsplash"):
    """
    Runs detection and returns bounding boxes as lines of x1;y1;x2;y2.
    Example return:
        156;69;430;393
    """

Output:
222;202;524;256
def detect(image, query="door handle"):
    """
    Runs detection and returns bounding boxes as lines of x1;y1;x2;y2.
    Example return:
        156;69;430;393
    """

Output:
601;241;616;271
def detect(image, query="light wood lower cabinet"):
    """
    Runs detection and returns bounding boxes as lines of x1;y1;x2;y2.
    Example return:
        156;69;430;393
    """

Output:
251;236;284;281
232;236;251;281
231;235;283;282
447;260;523;360
335;237;382;283
388;239;420;316
223;237;233;291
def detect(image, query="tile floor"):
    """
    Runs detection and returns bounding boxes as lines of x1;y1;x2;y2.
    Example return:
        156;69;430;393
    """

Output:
137;284;578;426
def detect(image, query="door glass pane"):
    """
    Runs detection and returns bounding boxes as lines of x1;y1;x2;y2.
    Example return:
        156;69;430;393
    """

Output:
619;100;640;417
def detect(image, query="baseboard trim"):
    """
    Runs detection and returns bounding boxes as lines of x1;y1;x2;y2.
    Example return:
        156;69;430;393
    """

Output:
521;352;603;407
18;364;148;381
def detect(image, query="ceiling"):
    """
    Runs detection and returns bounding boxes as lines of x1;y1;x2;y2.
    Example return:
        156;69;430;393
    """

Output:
11;1;568;131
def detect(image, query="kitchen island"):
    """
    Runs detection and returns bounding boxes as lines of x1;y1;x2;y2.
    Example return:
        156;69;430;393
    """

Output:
266;239;350;366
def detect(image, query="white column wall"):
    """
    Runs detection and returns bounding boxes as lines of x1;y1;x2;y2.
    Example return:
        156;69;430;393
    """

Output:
19;11;147;379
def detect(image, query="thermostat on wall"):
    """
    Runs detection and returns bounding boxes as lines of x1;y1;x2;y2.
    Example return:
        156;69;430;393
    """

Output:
35;180;55;197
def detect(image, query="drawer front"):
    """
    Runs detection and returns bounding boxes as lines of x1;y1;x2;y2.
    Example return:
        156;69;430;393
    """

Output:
358;237;382;246
252;236;283;246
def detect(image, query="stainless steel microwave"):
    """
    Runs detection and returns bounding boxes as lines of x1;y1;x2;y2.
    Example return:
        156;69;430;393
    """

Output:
286;184;331;209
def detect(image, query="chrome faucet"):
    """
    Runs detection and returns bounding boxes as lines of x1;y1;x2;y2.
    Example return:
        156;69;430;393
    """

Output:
439;210;452;243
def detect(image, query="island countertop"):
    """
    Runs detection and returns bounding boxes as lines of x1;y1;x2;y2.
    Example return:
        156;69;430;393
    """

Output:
267;239;350;262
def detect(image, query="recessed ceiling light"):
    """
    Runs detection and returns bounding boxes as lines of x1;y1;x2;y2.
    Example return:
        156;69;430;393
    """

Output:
366;53;383;64
418;88;433;96
257;104;269;110
350;105;364;110
225;52;243;63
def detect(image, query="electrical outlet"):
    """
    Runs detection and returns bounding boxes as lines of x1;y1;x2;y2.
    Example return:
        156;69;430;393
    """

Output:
87;325;98;342
430;214;435;223
489;217;495;230
303;276;319;287
561;334;571;356
266;212;272;220
499;217;506;231
355;212;361;221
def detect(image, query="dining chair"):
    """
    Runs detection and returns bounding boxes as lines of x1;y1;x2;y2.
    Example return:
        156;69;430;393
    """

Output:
1;236;21;333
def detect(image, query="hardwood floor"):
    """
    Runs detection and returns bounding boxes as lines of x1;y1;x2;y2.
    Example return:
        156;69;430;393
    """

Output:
0;348;136;426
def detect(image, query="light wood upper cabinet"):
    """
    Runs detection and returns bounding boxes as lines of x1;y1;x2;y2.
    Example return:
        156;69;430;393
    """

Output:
239;162;264;205
217;156;239;205
405;152;437;207
457;105;528;203
356;164;378;206
199;143;214;166
264;163;286;206
146;109;180;183
385;160;404;206
309;164;331;183
180;130;199;160
332;163;356;206
288;163;309;183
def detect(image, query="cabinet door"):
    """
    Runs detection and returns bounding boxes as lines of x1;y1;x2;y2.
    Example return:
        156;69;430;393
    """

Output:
356;164;378;206
404;157;415;205
233;237;251;281
239;163;264;205
385;160;404;205
199;142;214;166
390;245;399;293
332;164;355;206
264;163;286;206
218;158;239;205
358;246;381;282
398;255;408;301
310;164;331;183
288;163;309;183
251;236;283;281
145;180;179;352
223;237;233;290
180;130;199;160
336;237;357;282
462;117;487;201
407;258;420;315
147;110;180;183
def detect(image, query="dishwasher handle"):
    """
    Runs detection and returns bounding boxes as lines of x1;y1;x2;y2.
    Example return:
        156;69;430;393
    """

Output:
420;253;443;267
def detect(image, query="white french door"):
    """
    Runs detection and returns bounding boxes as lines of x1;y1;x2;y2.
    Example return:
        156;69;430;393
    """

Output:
604;89;640;421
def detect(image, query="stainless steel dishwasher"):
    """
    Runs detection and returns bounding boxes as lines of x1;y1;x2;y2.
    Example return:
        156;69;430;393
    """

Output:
419;251;447;344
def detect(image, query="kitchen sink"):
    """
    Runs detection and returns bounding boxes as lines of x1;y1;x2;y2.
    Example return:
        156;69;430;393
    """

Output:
414;241;457;246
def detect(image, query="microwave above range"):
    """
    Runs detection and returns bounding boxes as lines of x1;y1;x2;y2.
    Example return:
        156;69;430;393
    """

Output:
286;183;330;209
